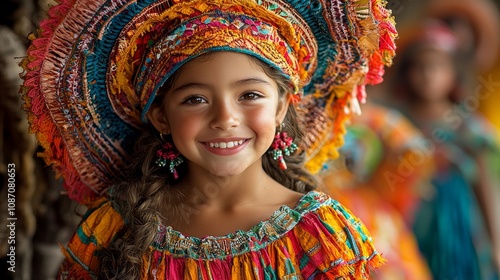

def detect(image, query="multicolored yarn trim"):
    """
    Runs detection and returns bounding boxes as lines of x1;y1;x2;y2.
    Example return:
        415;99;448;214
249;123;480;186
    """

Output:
19;0;397;204
294;0;397;173
20;0;111;205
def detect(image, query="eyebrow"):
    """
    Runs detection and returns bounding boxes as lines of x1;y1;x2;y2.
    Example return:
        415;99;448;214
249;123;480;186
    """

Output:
232;78;273;88
171;82;209;93
171;78;273;93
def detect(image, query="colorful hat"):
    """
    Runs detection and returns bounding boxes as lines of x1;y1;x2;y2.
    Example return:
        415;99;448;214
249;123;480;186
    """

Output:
20;0;396;205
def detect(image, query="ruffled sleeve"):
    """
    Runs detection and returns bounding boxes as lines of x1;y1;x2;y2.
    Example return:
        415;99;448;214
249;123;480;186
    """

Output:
57;198;124;280
291;193;385;279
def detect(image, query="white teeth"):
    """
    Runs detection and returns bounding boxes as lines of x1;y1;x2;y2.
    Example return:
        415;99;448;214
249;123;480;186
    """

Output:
208;140;244;149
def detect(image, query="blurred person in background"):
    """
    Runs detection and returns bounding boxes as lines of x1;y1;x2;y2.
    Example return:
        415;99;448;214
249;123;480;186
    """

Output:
425;0;500;140
320;102;434;279
391;20;500;279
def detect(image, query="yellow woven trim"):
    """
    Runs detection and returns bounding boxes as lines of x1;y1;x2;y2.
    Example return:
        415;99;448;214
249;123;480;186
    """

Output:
305;93;350;174
112;0;306;111
352;0;398;66
372;0;397;65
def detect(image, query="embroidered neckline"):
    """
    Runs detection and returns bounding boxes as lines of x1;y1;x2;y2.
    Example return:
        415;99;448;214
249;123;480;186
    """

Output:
151;190;330;259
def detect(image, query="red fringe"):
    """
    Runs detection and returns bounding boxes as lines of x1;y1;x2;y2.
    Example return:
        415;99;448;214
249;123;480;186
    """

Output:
20;0;101;206
365;0;398;87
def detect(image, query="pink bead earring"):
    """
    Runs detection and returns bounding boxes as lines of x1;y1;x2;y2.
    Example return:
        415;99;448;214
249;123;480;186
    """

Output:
270;124;297;170
156;134;183;179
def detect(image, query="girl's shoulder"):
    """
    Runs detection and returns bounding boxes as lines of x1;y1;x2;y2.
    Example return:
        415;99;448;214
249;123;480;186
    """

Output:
293;191;384;273
59;197;125;277
294;190;372;228
296;190;378;234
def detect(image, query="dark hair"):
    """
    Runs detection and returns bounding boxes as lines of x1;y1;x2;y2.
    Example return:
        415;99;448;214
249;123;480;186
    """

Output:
97;52;316;279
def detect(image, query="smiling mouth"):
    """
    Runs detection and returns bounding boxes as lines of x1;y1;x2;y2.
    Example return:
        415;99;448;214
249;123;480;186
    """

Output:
206;140;246;149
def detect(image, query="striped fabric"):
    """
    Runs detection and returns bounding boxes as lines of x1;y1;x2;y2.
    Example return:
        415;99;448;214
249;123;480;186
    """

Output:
58;191;384;279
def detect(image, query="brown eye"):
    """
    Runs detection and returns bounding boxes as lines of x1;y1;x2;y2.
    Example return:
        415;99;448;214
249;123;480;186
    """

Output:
182;96;207;105
240;92;263;100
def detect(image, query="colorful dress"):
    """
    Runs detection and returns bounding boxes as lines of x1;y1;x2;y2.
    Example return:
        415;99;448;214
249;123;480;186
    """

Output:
335;104;435;222
321;104;433;280
57;191;384;279
326;187;432;280
408;112;500;280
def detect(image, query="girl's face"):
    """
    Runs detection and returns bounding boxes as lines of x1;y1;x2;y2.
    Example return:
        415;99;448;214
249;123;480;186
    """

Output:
149;52;288;177
407;49;456;102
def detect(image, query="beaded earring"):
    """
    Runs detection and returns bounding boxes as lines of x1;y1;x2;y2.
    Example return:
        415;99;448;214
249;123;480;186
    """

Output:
270;124;298;170
156;134;183;179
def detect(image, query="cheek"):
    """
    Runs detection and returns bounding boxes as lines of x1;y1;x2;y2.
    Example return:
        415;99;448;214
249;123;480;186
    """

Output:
166;111;202;143
408;67;425;88
247;107;279;144
438;65;456;89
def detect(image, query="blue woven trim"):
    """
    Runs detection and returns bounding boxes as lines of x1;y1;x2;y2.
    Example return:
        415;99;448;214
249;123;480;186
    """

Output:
82;0;156;161
151;191;330;260
140;47;292;122
286;0;339;95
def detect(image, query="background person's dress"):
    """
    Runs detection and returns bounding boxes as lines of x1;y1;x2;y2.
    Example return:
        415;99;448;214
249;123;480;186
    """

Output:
321;104;434;280
408;113;500;280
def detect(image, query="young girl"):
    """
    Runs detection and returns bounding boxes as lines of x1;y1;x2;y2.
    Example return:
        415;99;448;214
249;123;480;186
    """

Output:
393;20;500;279
19;0;397;278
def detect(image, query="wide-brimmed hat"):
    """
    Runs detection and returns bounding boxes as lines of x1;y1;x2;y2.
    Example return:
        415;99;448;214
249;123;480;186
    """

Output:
20;0;396;205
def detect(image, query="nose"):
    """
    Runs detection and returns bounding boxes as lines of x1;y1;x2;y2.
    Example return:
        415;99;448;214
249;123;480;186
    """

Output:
209;100;240;130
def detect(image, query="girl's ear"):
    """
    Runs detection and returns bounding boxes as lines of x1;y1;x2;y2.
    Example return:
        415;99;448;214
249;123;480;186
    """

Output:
146;104;170;134
276;94;290;126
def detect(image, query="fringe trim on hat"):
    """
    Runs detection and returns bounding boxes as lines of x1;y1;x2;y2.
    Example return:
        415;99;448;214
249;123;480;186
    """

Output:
304;93;348;174
19;0;108;206
303;0;397;174
366;0;397;85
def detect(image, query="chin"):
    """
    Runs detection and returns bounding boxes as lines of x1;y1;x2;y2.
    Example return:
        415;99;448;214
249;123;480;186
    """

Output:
195;156;262;178
207;164;247;178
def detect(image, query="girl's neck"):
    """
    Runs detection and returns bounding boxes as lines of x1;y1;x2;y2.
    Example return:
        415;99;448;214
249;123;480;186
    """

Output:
162;161;303;237
177;161;278;210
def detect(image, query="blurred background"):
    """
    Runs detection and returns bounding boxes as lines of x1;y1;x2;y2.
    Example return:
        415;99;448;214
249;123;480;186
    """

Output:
0;0;499;279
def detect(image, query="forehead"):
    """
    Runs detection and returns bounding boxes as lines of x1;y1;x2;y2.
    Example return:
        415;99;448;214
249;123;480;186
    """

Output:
411;48;453;64
173;52;272;84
